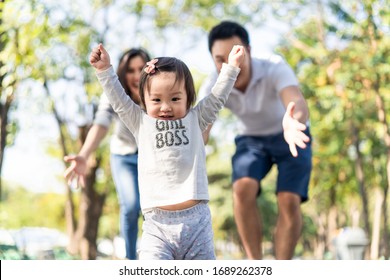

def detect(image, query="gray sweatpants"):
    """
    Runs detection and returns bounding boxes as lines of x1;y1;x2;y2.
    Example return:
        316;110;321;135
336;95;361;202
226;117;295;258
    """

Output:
138;201;216;260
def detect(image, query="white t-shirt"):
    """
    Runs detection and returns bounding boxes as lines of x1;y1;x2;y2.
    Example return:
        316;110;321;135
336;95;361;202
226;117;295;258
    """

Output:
199;56;299;136
93;94;138;155
97;63;240;212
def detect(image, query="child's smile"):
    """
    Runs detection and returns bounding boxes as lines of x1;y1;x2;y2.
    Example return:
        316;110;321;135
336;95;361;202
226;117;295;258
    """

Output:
144;72;188;120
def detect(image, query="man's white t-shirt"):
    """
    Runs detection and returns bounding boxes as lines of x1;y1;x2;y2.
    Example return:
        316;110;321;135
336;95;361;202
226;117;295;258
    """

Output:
199;56;299;136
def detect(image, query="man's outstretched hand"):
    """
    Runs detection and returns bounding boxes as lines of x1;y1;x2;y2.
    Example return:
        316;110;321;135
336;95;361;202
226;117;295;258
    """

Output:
282;102;310;157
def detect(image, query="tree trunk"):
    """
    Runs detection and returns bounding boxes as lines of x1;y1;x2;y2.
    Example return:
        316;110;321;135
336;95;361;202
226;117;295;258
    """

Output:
43;80;77;253
327;205;338;252
74;155;106;259
314;213;326;259
351;121;371;238
326;185;338;250
370;188;383;260
383;181;389;258
44;80;106;259
0;0;9;201
373;82;390;260
0;93;12;201
366;1;390;260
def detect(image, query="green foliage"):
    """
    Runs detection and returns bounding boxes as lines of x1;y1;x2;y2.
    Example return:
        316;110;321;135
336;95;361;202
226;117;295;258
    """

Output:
123;0;268;31
1;0;388;259
277;0;390;248
0;181;122;243
0;245;29;260
97;175;120;239
206;143;236;241
1;0;98;84
0;186;66;230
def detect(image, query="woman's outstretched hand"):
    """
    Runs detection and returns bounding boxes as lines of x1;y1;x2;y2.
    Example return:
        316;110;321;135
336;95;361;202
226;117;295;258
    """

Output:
63;155;87;189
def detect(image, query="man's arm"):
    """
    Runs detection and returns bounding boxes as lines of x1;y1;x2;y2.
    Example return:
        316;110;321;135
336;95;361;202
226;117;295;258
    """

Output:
279;85;309;124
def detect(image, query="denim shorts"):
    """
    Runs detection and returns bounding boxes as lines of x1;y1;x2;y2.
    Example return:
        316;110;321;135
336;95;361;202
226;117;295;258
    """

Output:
232;129;312;202
138;201;215;260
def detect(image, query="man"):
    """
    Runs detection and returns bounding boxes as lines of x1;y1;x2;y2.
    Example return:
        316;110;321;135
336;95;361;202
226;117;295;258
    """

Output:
200;21;312;259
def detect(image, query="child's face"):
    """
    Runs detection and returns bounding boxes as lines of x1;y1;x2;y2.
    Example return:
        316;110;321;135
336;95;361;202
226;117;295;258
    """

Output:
144;72;188;120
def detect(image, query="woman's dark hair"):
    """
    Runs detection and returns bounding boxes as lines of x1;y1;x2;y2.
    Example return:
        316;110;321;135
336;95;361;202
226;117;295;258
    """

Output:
139;57;196;110
208;21;250;52
117;48;151;96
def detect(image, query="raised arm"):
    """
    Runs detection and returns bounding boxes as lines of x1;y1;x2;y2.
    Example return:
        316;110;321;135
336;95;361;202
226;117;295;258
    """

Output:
90;44;111;72
90;44;141;133
196;45;244;132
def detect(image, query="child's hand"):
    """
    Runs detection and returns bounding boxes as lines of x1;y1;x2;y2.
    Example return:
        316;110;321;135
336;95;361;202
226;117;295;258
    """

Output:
228;45;245;68
89;43;111;71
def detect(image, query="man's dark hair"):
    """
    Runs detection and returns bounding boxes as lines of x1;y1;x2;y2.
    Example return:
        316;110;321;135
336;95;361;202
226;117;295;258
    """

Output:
208;21;250;52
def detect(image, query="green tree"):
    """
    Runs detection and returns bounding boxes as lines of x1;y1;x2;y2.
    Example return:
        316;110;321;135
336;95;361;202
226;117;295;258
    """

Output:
0;0;15;201
0;0;111;259
277;0;389;259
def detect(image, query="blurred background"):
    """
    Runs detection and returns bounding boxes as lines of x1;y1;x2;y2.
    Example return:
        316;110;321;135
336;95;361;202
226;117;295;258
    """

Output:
0;0;389;260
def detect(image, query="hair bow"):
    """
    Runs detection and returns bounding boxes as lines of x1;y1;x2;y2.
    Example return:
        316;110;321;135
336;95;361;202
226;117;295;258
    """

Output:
144;58;158;74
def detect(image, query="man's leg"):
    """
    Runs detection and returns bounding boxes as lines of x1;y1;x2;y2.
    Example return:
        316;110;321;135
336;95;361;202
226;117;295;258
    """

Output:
274;192;302;259
233;177;262;259
271;128;312;259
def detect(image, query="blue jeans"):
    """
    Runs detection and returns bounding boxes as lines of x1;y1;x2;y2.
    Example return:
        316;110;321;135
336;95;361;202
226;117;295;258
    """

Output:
110;153;140;259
